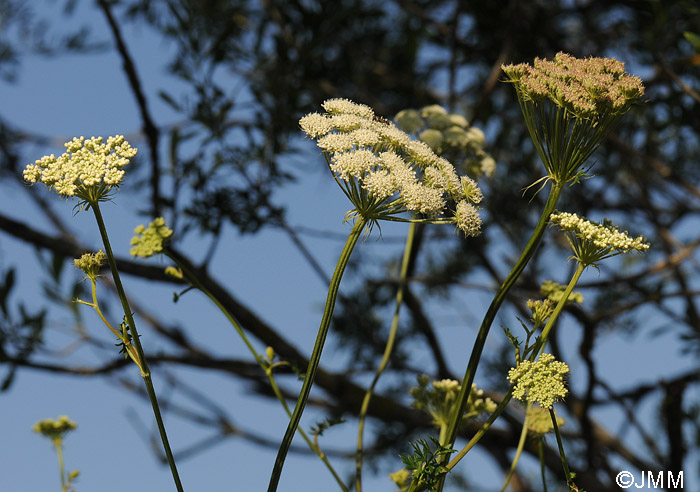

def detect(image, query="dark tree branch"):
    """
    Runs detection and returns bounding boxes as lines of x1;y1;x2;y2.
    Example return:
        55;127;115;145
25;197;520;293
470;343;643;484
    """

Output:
96;0;162;217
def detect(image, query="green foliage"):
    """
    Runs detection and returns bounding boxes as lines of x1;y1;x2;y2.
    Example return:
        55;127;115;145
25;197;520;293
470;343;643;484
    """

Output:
399;437;456;490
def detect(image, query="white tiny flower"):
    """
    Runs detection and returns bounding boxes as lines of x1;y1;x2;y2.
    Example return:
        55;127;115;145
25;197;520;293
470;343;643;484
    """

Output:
299;113;334;138
322;98;374;119
455;201;482;237
300;99;484;236
23;135;137;204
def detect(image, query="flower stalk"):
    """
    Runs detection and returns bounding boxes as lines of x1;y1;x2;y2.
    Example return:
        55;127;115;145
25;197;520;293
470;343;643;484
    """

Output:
267;215;367;492
91;203;184;492
355;221;416;492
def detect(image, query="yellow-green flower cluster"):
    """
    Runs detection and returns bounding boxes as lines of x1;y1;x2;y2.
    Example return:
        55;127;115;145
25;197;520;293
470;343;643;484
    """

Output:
502;52;644;118
23;135;137;201
508;353;569;409
395;105;496;178
550;212;649;266
526;406;564;436
389;468;411;492
300;99;483;236
526;298;554;327
130;217;173;257
410;375;496;427
74;250;107;281
33;415;77;441
540;280;584;304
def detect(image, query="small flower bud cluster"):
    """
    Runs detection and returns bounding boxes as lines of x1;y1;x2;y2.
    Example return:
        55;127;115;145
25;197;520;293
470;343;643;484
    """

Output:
300;99;483;236
550;212;649;266
526;298;554;326
33;415;77;440
526;406;564;436
74;250;107;280
508;353;569;409
389;468;412;491
395;105;496;178
410;375;496;427
502;52;644;118
164;266;183;279
540;280;583;304
23;135;137;200
130;217;173;257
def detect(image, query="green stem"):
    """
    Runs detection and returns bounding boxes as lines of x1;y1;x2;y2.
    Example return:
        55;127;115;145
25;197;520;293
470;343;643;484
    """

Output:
437;181;563;491
499;404;531;492
168;251;261;363
355;222;416;492
91;203;184;492
446;390;513;473
443;256;583;480
53;438;66;492
265;368;349;492
550;408;574;489
529;262;585;360
539;438;548;492
407;390;515;492
267;217;367;492
167;252;348;492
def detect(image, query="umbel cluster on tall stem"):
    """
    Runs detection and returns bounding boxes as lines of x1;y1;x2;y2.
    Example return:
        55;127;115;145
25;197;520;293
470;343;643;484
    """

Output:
23;136;186;492
431;52;645;492
20;49;647;492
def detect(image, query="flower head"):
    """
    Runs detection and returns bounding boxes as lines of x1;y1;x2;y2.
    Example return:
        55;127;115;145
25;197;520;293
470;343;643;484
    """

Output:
502;52;643;184
526;298;555;327
526;406;564;436
410;375;495;427
502;52;643;117
389;468;412;491
508;353;569;409
540;280;583;304
395;104;496;179
300;99;483;236
549;212;649;267
33;415;77;442
130;217;173;257
74;250;107;281
23;135;137;205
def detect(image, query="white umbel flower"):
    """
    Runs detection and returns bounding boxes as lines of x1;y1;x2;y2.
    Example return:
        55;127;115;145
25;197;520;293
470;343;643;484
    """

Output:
550;211;649;266
23;135;137;204
300;99;483;236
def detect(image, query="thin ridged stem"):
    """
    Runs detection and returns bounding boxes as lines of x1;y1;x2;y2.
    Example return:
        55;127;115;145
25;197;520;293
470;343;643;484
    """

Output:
529;262;585;360
436;181;563;492
499;404;531;492
355;222;416;492
539;438;548;492
167;252;348;492
53;439;67;492
550;408;574;488
91;203;184;492
267;217;367;492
